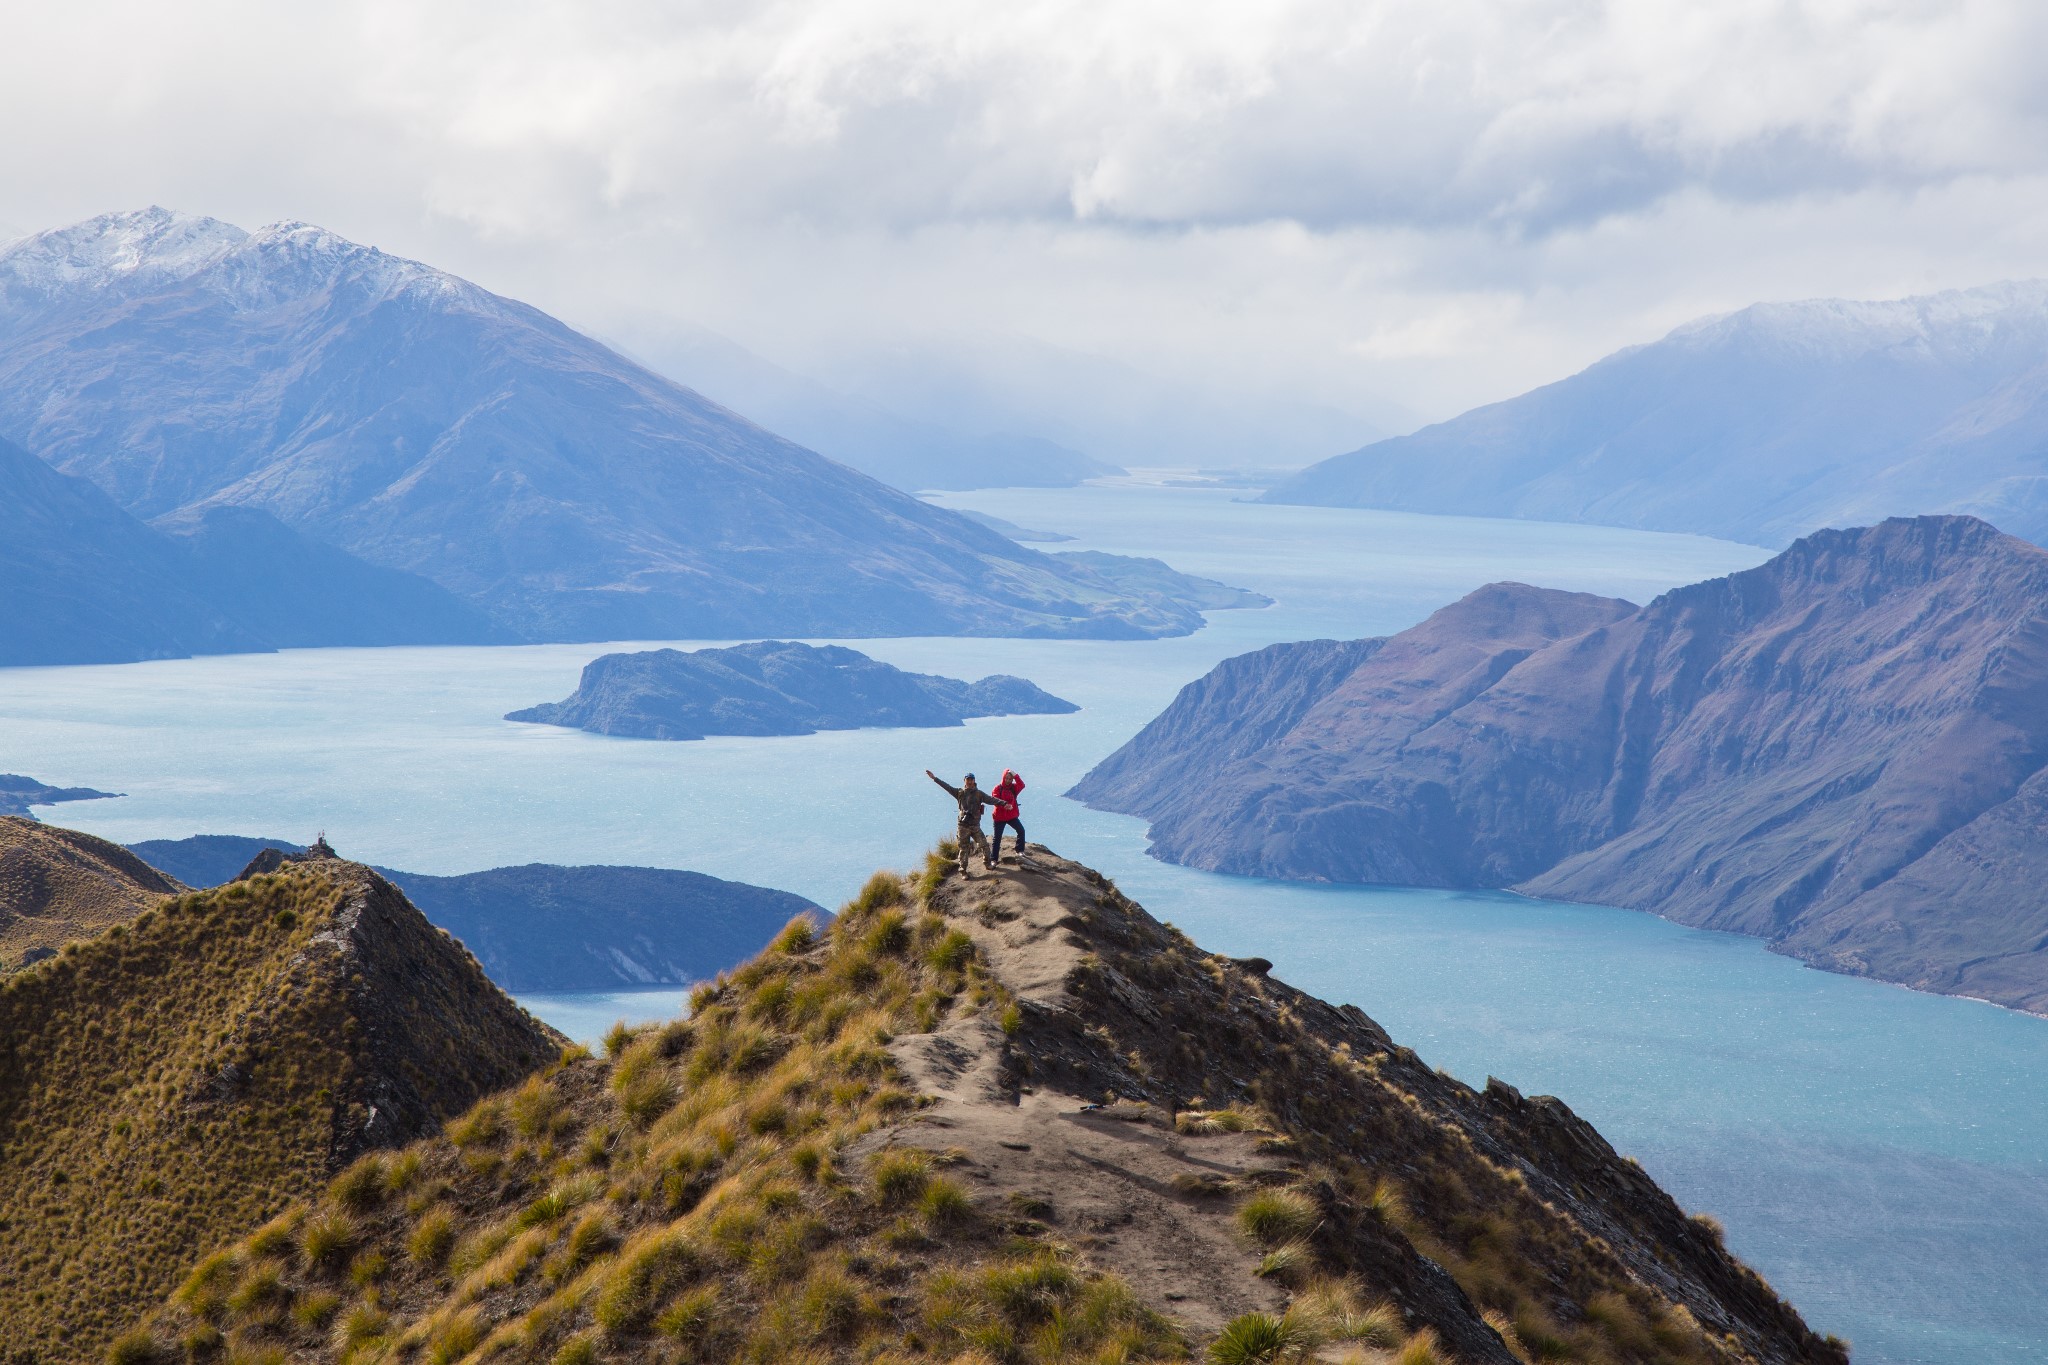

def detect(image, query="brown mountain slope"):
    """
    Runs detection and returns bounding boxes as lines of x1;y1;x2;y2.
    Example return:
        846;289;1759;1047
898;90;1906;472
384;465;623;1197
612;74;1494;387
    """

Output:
0;853;562;1363
0;814;182;970
129;848;1839;1365
1076;515;2048;1012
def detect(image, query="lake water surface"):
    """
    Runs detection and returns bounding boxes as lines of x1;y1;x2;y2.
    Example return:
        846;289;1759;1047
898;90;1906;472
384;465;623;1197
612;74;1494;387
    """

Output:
5;482;2042;1363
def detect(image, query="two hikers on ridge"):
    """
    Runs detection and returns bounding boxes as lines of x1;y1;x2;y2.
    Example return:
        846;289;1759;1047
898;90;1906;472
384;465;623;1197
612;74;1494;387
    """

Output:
926;768;1030;876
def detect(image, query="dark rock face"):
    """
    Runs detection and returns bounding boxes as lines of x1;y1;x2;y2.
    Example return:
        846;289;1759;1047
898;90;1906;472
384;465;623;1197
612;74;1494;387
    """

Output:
1075;515;2048;1013
130;834;824;992
1262;281;2048;548
0;209;1237;643
507;639;1078;740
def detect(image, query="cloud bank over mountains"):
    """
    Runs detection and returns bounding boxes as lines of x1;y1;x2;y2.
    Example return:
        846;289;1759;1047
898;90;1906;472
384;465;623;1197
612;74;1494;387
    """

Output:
5;1;2047;426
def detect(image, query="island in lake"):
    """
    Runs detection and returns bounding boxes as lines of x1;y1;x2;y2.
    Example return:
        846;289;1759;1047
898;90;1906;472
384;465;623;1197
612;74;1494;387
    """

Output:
506;639;1079;741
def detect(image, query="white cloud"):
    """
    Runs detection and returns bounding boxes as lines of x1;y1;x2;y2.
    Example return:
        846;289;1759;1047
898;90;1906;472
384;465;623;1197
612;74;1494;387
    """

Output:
4;0;2047;438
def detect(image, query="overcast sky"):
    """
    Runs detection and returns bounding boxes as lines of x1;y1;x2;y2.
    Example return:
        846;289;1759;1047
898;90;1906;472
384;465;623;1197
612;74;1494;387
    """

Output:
5;0;2046;449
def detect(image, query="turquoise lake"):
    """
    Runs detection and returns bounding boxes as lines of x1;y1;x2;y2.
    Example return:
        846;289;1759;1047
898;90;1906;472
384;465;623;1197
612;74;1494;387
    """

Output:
4;480;2042;1363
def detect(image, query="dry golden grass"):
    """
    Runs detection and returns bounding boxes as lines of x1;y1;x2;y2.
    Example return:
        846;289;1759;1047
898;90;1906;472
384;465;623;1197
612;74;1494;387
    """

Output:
131;860;1185;1365
0;815;182;970
0;874;352;1356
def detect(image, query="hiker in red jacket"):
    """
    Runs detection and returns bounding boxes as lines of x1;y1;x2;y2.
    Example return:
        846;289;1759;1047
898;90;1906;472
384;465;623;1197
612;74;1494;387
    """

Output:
991;768;1030;867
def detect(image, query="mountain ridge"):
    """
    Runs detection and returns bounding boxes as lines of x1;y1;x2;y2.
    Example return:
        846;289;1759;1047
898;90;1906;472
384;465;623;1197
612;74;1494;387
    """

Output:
0;208;1242;643
1264;280;2048;548
0;851;561;1360
117;846;1840;1365
1076;514;2048;1012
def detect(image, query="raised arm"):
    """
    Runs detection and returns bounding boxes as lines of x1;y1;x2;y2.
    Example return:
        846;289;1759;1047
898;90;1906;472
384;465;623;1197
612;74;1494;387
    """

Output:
926;769;962;799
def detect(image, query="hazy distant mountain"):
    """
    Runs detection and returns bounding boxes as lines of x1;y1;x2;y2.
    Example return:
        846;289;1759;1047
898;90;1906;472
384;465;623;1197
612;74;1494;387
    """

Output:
0;209;1218;642
127;834;824;992
621;321;1120;491
1076;516;2048;1013
1265;282;2048;546
821;332;1394;471
0;434;502;665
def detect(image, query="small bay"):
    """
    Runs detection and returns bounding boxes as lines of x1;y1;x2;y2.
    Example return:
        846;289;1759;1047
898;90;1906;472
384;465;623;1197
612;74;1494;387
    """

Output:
2;480;2039;1363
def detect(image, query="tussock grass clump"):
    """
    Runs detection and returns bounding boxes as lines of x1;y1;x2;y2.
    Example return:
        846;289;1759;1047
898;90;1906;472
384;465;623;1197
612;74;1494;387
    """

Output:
1237;1188;1321;1247
1176;1107;1253;1136
1208;1310;1311;1364
300;1209;358;1273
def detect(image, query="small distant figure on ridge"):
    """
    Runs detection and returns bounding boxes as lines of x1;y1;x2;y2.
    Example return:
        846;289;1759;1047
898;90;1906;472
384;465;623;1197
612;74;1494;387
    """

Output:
926;769;993;875
991;768;1031;868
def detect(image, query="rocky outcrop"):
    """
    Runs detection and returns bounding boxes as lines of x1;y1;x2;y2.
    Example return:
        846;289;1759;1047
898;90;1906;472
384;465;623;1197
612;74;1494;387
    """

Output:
0;851;562;1359
507;639;1079;740
1076;515;2048;1012
0;815;180;969
902;851;1841;1363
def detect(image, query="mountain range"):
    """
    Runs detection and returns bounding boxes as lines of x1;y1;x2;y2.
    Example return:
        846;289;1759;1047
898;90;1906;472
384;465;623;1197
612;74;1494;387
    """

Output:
1075;514;2048;1013
0;208;1242;646
1265;281;2048;548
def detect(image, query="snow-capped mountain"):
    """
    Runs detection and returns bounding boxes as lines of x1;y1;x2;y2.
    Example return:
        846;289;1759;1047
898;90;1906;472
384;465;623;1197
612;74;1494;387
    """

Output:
1264;281;2048;548
0;208;1223;642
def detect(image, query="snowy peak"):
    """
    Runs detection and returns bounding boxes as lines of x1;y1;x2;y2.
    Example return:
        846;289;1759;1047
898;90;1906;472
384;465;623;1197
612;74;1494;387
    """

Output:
0;208;480;315
218;218;475;310
1664;279;2048;366
0;206;246;296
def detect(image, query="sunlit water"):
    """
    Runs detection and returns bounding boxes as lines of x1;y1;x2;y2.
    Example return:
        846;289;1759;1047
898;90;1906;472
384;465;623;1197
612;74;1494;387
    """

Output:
3;481;2041;1363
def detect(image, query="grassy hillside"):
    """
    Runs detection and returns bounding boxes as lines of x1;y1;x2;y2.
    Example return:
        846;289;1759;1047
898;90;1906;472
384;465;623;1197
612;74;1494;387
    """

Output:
0;861;561;1363
0;815;182;970
122;849;1841;1365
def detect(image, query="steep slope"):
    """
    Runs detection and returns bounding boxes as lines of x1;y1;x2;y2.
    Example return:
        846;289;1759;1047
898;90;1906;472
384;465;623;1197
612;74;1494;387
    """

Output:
1265;281;2048;548
126;849;1840;1365
507;640;1077;741
0;851;562;1361
0;208;1232;642
0;815;180;969
154;505;507;647
1076;515;2048;1011
0;433;266;664
0;435;504;664
126;835;826;992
